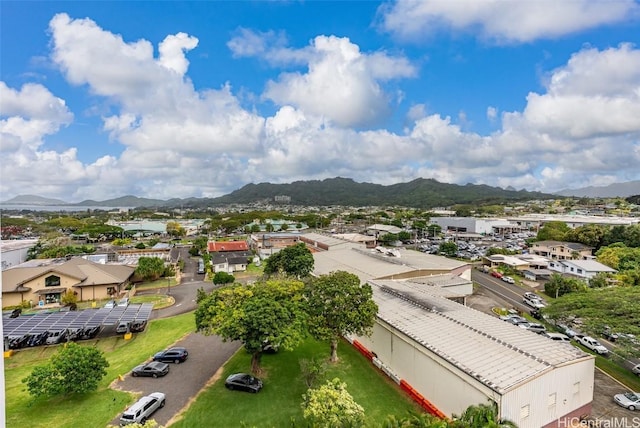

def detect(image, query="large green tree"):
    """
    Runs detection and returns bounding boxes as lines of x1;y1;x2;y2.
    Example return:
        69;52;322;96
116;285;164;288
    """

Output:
305;271;378;363
195;278;307;374
263;242;314;278
439;241;458;257
301;378;365;428
542;286;640;357
536;221;571;241
135;256;166;281
544;273;587;298
22;343;109;398
596;244;640;286
565;224;608;249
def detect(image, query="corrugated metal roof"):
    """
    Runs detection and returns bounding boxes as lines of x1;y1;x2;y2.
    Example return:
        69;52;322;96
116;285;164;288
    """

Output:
372;281;591;394
302;232;353;248
313;244;468;281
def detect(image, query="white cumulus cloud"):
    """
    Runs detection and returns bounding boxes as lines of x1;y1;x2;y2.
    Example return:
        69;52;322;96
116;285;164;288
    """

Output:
378;0;639;43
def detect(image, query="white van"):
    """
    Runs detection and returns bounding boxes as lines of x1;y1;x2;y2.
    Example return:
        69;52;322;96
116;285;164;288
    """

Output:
120;392;165;425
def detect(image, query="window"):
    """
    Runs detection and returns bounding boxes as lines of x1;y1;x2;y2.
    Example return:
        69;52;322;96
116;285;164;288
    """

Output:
520;404;530;419
45;275;61;287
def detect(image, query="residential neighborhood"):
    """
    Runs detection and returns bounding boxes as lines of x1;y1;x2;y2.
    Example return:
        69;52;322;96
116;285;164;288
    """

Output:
2;194;640;427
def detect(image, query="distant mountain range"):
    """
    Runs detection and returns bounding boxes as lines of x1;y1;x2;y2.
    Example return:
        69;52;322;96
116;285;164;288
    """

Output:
556;180;640;198
1;178;559;210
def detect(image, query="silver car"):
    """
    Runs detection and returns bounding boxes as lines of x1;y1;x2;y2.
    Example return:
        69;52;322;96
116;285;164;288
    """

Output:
614;392;640;411
120;392;166;425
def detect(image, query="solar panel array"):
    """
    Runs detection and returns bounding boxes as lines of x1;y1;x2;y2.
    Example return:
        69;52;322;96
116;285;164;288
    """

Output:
3;303;154;338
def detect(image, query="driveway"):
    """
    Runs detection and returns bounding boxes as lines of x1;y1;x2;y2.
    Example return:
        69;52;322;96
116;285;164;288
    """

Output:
111;332;241;427
113;261;241;426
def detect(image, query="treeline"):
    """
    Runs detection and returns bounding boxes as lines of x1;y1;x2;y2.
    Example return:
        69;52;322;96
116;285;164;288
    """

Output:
536;222;640;250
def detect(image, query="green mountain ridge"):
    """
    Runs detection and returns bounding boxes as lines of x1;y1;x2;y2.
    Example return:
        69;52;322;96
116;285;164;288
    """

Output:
2;177;557;210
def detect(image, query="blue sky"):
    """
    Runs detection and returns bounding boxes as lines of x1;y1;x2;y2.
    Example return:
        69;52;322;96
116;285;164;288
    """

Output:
1;1;639;202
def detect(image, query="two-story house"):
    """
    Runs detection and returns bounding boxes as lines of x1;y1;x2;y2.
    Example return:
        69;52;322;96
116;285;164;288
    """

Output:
530;240;593;260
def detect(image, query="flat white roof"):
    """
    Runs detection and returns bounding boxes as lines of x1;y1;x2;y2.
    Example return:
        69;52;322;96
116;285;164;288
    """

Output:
372;281;591;394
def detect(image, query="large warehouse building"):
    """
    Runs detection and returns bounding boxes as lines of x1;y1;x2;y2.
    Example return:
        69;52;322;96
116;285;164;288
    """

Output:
353;281;594;428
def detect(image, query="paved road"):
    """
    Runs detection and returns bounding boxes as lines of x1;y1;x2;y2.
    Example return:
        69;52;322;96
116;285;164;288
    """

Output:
471;269;534;313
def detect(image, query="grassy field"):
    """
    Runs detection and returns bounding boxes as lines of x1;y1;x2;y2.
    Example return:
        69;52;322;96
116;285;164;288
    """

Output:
4;312;195;428
5;310;422;428
171;339;422;428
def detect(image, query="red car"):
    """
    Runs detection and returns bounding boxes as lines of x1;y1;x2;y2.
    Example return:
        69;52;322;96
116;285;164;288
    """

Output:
490;271;503;279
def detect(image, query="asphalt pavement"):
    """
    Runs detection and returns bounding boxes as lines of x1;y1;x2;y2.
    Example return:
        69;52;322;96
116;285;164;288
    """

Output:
113;253;241;427
110;332;241;427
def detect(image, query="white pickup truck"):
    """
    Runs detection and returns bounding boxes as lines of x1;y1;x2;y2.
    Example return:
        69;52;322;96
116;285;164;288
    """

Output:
577;335;609;355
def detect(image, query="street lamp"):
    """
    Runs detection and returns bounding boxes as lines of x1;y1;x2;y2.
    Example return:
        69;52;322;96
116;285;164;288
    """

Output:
167;278;171;295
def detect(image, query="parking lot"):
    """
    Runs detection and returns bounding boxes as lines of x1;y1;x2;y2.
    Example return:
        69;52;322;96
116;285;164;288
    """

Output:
111;332;241;426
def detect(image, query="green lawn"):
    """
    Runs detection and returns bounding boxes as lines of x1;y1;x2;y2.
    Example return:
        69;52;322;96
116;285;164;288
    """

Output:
4;312;195;428
5;312;422;428
171;338;422;428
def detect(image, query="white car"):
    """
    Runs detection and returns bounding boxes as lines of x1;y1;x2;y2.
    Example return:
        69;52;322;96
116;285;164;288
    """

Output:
523;294;546;309
632;364;640;376
578;336;609;355
501;276;515;284
120;392;166;425
614;392;640;411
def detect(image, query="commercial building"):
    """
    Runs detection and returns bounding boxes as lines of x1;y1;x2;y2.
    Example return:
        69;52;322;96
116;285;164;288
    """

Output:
429;217;521;235
354;281;595;428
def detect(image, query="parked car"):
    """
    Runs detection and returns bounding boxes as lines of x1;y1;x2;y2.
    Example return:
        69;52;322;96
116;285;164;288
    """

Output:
225;373;263;393
153;347;188;364
632;364;640;376
116;321;131;334
602;326;619;342
117;297;130;307
499;314;528;325
613;392;640;411
557;323;578;338
131;361;169;378
104;300;116;309
120;392;166;425
45;329;68;345
519;322;546;334
501;276;515;284
542;332;571;342
523;294;546;309
530;309;543;320
577;336;609;355
490;271;503;279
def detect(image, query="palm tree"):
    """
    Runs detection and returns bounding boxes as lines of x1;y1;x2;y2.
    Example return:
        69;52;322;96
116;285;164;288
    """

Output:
454;402;517;428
